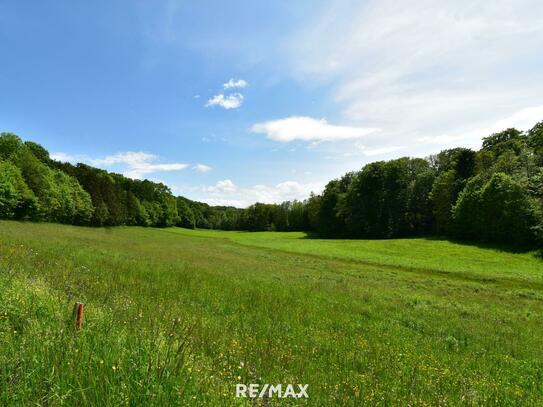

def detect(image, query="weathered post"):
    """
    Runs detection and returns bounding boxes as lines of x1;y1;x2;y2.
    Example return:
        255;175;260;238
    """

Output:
73;302;85;330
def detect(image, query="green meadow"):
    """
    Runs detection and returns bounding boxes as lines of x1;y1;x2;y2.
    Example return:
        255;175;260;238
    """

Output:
1;221;542;406
168;228;543;282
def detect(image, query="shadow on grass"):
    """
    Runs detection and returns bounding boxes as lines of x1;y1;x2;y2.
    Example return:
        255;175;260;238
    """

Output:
426;236;538;255
301;231;540;256
300;231;326;240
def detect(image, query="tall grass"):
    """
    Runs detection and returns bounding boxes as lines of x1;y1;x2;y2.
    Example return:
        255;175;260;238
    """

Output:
1;221;542;405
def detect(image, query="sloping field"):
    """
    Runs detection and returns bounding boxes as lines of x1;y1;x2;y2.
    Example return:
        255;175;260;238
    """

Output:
1;221;542;405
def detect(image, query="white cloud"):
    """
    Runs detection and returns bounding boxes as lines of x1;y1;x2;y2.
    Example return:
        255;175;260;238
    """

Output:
85;151;187;179
50;152;77;163
223;78;248;89
416;105;543;149
200;179;325;207
88;151;156;167
333;142;406;159
123;163;189;179
50;150;189;180
251;116;381;143
205;78;247;110
362;146;405;156
206;93;244;109
486;105;543;134
192;163;213;173
207;179;237;194
290;0;543;155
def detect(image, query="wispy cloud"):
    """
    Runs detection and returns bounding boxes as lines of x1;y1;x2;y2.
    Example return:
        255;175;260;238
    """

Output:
50;151;189;180
50;152;78;163
206;93;244;109
251;116;381;143
91;152;189;179
416;105;543;149
206;179;237;194
361;146;405;156
290;0;543;155
223;78;248;89
199;179;325;207
123;163;188;179
88;152;156;167
192;163;213;173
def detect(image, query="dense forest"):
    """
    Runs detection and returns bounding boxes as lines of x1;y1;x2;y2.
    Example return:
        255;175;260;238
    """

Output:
1;121;542;247
304;122;543;246
0;132;308;232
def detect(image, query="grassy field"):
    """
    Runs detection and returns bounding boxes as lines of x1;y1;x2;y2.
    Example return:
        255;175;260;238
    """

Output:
167;228;543;282
1;221;542;406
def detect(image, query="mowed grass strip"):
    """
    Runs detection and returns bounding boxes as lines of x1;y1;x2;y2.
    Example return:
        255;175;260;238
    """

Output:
0;221;542;406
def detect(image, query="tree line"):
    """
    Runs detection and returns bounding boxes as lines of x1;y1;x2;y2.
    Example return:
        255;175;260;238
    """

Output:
0;132;308;231
1;121;542;247
306;123;543;246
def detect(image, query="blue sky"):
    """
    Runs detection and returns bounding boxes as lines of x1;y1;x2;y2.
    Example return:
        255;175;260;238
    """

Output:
1;1;543;206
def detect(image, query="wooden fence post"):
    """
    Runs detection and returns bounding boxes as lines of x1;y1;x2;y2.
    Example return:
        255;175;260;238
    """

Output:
73;302;85;330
